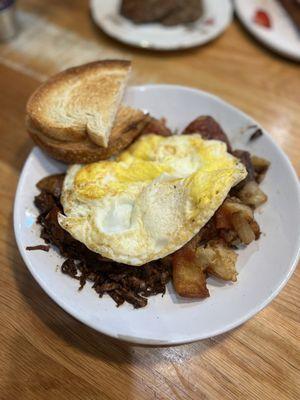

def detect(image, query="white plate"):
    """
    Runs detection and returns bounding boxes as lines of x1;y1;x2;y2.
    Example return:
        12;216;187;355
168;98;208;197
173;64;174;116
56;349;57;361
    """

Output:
234;0;300;61
90;0;233;50
14;85;300;345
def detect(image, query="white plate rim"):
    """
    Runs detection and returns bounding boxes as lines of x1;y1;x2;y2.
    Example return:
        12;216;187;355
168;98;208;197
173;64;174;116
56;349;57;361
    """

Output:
14;84;300;345
90;0;233;51
234;0;300;61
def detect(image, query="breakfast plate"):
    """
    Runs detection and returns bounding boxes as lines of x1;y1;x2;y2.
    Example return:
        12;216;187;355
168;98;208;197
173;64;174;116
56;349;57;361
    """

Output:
90;0;233;51
14;85;300;345
234;0;300;61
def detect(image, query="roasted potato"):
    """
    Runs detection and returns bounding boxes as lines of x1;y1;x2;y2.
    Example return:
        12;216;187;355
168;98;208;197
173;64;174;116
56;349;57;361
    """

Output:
251;155;270;183
215;198;260;245
230;212;255;245
196;240;238;282
237;180;267;208
172;242;209;298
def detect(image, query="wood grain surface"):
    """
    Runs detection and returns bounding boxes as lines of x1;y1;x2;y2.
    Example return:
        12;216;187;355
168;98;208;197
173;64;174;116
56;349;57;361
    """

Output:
0;1;299;399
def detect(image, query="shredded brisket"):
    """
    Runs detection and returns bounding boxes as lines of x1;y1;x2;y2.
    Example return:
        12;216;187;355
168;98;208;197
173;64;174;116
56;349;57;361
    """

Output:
33;175;171;308
26;244;50;252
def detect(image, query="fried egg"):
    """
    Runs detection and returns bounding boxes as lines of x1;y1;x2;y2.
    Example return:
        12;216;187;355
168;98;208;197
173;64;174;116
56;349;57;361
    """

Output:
58;134;247;265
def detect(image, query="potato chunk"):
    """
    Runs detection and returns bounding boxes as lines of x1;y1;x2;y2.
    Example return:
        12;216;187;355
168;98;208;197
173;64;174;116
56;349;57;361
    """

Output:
196;240;238;282
173;243;209;298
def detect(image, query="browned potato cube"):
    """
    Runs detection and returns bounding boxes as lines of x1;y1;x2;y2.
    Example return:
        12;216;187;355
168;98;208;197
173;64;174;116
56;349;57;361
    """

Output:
196;240;238;282
237;181;268;208
173;244;209;298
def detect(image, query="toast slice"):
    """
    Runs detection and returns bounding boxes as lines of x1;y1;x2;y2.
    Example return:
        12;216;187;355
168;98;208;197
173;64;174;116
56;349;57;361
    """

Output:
27;107;150;164
26;60;131;148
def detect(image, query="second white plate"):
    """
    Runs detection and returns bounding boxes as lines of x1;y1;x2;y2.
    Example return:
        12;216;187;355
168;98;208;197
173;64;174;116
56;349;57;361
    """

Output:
90;0;233;50
234;0;300;61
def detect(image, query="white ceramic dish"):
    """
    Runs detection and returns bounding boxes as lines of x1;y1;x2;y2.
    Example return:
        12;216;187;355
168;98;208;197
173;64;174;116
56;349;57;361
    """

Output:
14;85;300;345
234;0;300;61
90;0;233;51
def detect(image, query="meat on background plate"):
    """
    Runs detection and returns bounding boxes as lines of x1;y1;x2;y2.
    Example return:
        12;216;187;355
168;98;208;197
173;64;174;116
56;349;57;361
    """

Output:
120;0;203;26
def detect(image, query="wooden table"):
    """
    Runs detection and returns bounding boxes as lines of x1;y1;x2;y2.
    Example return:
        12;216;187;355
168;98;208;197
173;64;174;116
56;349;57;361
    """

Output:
0;1;299;399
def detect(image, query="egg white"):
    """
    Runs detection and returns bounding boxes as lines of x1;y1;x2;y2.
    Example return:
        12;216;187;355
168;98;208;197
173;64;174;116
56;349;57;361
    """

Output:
58;134;247;265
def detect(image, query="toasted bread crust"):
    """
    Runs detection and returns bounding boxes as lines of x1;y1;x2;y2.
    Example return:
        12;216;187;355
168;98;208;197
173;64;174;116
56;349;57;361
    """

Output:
27;108;150;164
26;60;131;146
